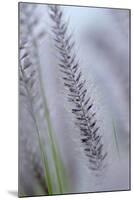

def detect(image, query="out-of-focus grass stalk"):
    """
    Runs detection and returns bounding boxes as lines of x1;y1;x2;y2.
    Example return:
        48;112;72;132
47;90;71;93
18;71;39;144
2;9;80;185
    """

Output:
112;119;120;159
26;15;67;194
20;67;53;194
20;4;68;193
31;154;49;194
33;39;65;194
37;130;52;194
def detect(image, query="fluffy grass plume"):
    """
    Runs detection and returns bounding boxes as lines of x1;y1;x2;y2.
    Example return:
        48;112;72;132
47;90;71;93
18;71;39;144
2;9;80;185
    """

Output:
49;5;107;173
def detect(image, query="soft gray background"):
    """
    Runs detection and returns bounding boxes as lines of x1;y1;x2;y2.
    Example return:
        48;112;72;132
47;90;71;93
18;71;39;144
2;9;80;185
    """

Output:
19;3;130;195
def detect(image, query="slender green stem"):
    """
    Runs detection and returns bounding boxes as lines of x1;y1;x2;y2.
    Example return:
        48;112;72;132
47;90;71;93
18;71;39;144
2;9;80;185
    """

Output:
33;41;63;193
37;131;52;194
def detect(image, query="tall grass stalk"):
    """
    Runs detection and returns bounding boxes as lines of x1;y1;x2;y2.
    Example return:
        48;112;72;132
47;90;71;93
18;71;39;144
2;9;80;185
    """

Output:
49;5;107;174
32;34;65;194
19;3;67;194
